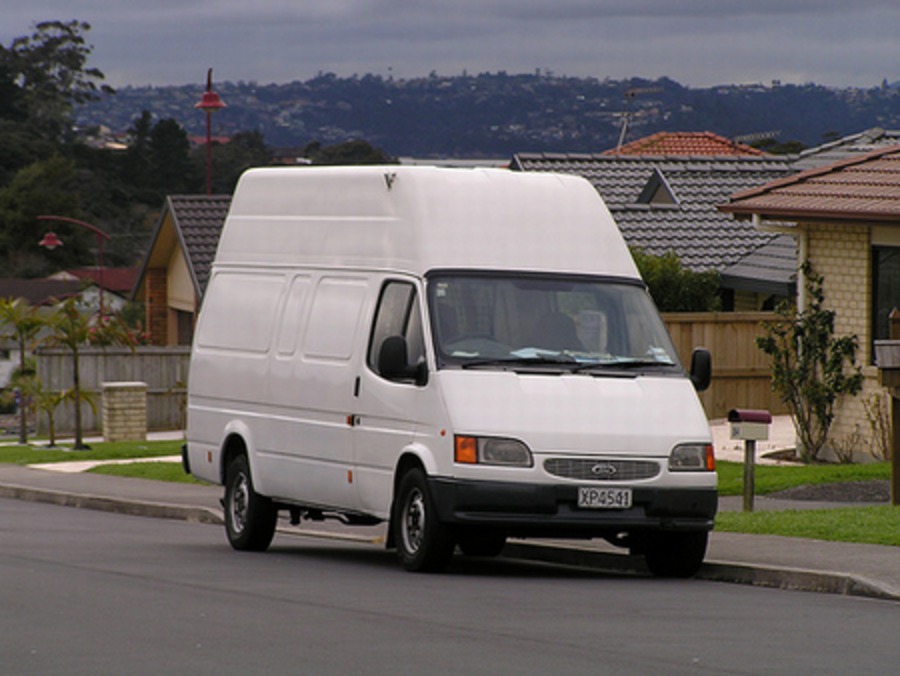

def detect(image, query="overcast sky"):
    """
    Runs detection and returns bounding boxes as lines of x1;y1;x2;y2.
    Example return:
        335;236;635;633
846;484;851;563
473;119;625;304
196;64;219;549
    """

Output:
4;1;898;89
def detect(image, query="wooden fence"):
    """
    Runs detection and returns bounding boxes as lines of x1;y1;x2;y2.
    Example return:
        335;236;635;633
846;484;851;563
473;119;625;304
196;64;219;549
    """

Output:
663;311;787;420
32;313;783;434
36;346;190;434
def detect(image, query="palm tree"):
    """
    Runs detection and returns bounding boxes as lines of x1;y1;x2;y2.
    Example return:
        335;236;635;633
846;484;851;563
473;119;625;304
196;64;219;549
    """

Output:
44;298;93;449
0;298;46;444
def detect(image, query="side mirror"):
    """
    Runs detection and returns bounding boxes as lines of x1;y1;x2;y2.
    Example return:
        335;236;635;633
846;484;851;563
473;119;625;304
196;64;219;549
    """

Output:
378;336;427;386
689;347;711;392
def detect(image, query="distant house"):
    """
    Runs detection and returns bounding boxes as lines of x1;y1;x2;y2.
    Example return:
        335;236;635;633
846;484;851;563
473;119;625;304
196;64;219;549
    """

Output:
605;131;767;157
719;143;900;458
511;151;797;309
0;278;83;307
48;267;138;315
132;195;231;346
792;127;900;170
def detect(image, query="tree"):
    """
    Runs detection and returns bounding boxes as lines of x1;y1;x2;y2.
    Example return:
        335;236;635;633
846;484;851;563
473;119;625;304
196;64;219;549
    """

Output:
208;130;272;193
150;118;201;195
303;139;394;165
0;297;46;443
0;155;86;276
122;110;154;194
756;263;864;462
44;297;94;449
1;20;112;140
630;248;721;312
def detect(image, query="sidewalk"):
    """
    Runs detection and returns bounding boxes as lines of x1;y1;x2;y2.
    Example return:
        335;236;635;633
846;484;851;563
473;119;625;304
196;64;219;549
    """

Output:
0;425;897;602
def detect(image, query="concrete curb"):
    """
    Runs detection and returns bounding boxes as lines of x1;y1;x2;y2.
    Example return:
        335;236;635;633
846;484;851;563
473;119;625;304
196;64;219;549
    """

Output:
3;484;897;603
0;483;223;526
502;541;900;602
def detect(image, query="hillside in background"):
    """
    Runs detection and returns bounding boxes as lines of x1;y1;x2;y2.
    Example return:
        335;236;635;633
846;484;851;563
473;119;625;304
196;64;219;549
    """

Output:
77;72;900;158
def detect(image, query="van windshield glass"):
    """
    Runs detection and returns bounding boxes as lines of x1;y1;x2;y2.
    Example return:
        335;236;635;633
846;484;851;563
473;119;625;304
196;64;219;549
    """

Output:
427;273;682;372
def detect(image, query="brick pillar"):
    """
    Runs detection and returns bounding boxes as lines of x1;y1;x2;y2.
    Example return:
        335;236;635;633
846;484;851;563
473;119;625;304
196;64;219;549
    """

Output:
102;382;147;442
145;268;168;345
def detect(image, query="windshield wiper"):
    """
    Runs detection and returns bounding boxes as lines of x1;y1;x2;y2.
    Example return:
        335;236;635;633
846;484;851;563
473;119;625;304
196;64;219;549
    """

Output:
572;358;675;373
460;355;576;369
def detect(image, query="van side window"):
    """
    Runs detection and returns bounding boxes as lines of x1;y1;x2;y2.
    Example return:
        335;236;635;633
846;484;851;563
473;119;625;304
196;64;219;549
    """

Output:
368;282;425;380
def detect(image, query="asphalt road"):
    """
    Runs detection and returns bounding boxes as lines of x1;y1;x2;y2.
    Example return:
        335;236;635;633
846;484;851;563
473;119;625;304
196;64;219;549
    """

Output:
2;498;896;675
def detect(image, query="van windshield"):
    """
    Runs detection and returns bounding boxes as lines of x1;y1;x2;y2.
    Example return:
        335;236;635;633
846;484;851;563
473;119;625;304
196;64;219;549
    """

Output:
427;272;682;373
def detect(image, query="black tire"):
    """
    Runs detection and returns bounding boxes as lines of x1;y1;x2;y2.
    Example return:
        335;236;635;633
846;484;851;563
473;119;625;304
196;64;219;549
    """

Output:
643;530;708;578
224;454;277;552
457;529;507;558
393;468;455;572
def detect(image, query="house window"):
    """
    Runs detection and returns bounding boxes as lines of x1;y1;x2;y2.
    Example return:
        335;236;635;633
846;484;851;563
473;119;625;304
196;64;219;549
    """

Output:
871;246;900;346
176;310;194;346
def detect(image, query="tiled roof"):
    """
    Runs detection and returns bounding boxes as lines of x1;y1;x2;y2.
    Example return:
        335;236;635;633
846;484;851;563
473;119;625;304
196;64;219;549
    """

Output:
167;195;232;295
66;267;139;294
720;236;797;297
605;132;766;157
0;278;82;305
721;144;900;223
511;153;795;277
793;128;900;170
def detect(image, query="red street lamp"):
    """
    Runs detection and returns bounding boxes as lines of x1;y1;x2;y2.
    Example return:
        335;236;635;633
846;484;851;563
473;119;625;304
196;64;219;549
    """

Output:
194;67;227;195
38;231;64;250
38;215;111;319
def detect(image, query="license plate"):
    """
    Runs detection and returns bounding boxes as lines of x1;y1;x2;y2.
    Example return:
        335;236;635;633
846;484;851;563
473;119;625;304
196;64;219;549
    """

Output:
577;487;632;509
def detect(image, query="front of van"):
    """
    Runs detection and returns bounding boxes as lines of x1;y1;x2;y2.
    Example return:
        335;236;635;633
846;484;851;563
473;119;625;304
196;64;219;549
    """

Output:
417;269;717;576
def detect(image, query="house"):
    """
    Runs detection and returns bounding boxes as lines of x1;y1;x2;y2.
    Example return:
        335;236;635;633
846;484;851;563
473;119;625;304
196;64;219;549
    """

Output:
47;267;139;315
606;131;767;157
132;195;231;346
792;127;900;170
719;143;900;457
511;152;798;309
0;278;83;307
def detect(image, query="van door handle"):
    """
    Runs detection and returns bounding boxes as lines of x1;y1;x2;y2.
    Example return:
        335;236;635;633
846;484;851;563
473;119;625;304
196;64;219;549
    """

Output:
346;415;360;427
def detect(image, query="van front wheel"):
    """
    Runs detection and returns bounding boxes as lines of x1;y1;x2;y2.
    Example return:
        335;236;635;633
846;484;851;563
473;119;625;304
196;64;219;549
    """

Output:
643;530;708;578
224;454;277;552
394;469;454;572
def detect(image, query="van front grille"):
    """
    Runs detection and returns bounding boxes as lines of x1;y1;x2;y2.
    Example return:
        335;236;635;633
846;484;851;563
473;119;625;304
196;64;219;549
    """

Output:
543;458;660;482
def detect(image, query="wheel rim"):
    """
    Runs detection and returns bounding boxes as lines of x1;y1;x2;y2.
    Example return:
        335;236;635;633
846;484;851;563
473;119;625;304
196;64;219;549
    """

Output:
230;471;249;535
401;488;426;555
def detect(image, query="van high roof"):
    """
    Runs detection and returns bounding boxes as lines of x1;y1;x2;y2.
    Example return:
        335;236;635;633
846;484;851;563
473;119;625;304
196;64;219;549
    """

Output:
216;165;639;279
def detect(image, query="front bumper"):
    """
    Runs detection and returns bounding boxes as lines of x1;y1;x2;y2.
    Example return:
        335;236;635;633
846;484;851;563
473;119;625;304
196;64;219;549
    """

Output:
428;477;717;537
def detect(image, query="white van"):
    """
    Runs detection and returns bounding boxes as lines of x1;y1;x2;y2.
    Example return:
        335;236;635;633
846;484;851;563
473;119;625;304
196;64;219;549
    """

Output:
184;165;716;576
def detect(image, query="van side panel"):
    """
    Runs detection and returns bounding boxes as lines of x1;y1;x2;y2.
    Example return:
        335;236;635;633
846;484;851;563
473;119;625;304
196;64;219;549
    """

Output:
251;274;370;509
187;270;285;484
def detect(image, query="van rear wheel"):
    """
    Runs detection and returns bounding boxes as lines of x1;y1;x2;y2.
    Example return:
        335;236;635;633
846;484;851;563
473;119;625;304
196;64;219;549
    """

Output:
224;454;277;552
643;530;708;578
394;468;454;572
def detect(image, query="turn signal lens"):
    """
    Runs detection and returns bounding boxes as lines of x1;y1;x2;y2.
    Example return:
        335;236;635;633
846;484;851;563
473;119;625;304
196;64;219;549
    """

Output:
455;436;478;464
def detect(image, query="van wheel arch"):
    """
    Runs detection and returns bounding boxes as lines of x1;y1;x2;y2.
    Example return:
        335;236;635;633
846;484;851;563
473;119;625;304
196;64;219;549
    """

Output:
220;434;249;484
386;454;426;550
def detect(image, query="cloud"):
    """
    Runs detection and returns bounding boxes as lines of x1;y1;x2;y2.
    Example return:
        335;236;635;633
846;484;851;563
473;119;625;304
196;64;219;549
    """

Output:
3;1;898;88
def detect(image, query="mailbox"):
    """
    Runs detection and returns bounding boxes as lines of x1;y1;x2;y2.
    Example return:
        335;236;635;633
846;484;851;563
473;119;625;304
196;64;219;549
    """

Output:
728;408;772;442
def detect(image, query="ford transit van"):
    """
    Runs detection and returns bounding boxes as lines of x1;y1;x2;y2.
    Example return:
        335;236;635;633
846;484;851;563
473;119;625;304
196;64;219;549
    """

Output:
184;165;716;575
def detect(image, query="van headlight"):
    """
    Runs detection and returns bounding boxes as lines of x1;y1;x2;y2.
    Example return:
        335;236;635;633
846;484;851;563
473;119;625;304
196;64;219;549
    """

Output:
455;436;533;467
669;443;715;471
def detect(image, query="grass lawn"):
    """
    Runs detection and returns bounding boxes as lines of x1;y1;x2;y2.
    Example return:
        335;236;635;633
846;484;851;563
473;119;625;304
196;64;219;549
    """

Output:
89;461;204;484
716;460;891;496
716;507;899;547
0;439;183;465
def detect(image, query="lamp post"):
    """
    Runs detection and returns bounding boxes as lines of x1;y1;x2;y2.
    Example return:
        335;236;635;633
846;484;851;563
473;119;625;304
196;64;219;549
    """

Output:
38;215;111;319
194;67;226;195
